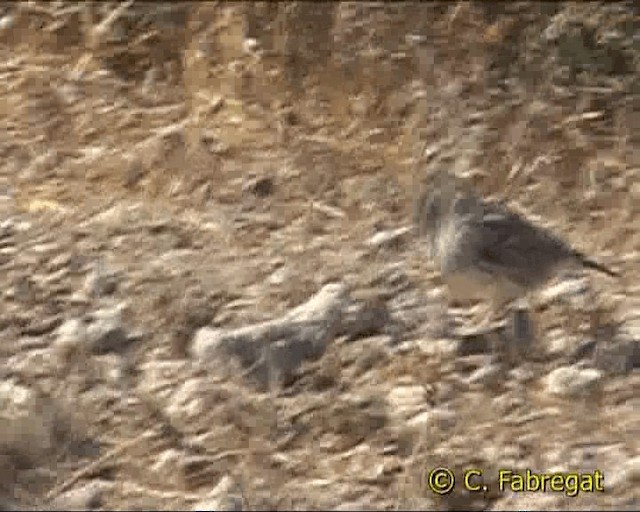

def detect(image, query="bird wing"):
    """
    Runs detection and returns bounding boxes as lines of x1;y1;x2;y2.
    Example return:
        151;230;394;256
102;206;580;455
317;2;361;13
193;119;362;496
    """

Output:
471;206;566;288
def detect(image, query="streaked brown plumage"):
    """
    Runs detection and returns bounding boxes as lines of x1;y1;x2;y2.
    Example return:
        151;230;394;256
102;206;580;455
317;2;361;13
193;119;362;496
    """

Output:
413;171;618;320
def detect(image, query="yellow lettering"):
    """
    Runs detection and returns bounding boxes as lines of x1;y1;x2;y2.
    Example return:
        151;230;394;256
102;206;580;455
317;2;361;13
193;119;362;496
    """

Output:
526;469;540;491
593;470;605;492
512;473;524;492
565;474;578;497
549;474;564;493
539;472;551;491
494;469;605;495
498;470;513;492
465;470;483;491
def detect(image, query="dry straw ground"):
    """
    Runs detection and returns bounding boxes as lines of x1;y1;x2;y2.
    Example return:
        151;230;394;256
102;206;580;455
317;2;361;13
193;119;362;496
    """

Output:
0;2;638;510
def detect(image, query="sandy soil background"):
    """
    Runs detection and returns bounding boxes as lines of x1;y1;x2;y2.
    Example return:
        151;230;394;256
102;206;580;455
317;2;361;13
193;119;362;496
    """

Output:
0;2;638;510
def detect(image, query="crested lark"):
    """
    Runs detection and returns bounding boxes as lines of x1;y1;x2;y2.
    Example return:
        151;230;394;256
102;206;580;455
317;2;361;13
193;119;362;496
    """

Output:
413;171;619;332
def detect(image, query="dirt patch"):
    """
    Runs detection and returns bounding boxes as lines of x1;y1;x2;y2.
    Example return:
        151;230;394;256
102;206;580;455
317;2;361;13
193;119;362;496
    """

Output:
0;2;638;510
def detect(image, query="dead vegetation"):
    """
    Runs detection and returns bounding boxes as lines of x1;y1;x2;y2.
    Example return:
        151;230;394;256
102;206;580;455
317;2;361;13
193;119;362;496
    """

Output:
0;1;638;510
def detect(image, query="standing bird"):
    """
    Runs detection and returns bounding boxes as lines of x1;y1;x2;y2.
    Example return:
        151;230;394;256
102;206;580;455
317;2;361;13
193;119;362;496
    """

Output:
413;171;619;334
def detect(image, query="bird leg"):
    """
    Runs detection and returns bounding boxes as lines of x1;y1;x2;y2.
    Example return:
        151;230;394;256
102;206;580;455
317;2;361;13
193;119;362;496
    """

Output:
510;305;535;354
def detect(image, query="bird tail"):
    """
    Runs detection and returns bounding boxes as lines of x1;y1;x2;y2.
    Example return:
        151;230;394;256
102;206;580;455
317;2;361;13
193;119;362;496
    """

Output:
577;253;619;278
